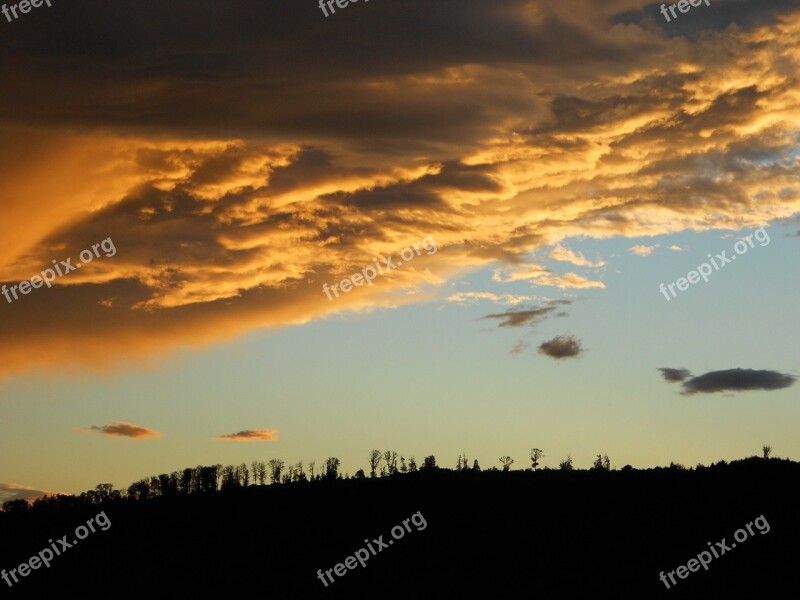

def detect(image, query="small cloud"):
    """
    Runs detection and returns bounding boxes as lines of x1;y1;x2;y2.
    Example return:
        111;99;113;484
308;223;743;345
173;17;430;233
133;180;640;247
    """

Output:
447;291;531;305
668;245;683;252
549;245;605;268
0;483;54;505
628;244;659;257
493;267;604;289
85;422;161;439
214;429;279;441
658;367;692;382
483;305;557;328
509;341;529;356
538;335;583;360
679;369;796;395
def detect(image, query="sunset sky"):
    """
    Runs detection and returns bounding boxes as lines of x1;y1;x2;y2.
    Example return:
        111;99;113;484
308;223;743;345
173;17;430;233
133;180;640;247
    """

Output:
1;0;799;502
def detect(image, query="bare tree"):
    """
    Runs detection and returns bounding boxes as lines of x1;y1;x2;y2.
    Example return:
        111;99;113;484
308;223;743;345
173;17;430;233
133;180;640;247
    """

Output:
530;448;544;471
368;450;382;478
268;459;284;484
762;445;772;459
251;461;267;485
499;456;514;471
383;450;398;475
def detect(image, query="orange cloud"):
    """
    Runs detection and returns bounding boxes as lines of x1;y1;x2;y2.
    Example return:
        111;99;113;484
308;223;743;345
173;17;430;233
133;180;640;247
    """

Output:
0;483;55;505
0;3;798;378
214;429;279;442
84;422;161;439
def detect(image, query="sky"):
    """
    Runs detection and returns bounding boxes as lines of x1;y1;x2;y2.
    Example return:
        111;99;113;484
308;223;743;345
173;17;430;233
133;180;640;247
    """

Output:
1;0;799;501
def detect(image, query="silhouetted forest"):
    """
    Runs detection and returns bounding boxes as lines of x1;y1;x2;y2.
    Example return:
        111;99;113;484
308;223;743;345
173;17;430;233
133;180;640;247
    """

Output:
1;451;797;597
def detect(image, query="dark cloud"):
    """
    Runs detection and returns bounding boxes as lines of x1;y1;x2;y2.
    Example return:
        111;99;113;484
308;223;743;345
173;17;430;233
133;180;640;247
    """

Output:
658;367;692;382
617;0;800;37
483;299;573;329
483;306;557;328
86;422;161;439
538;335;583;359
680;368;796;395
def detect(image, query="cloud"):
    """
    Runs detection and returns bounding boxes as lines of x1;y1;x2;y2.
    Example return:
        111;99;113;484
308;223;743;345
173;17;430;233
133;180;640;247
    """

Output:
482;299;570;328
0;0;799;376
492;267;605;289
538;335;583;359
510;340;530;356
658;367;692;382
679;368;796;395
549;245;605;267
85;422;161;439
668;245;683;252
627;244;659;257
447;291;531;305
214;429;279;442
0;483;54;505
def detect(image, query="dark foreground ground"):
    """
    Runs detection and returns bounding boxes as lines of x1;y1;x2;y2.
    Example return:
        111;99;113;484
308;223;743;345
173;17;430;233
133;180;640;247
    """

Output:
1;457;797;598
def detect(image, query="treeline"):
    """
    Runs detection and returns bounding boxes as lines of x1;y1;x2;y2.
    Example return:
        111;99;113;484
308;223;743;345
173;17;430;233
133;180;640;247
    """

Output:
1;445;776;514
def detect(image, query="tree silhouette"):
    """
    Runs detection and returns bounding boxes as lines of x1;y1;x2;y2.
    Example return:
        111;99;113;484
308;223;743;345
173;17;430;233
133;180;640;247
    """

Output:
530;448;544;471
383;451;398;475
268;459;284;485
251;461;267;485
472;459;481;471
592;454;612;471
408;456;418;472
456;453;469;471
763;445;772;459
368;450;381;478
559;455;574;470
2;499;29;513
324;457;341;480
499;456;514;471
422;455;437;470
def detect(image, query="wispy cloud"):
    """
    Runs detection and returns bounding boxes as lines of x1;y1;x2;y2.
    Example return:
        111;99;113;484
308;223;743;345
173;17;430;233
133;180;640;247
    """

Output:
627;244;659;257
549;245;605;268
214;429;279;442
0;483;55;505
447;291;531;305
84;422;161;439
492;267;604;289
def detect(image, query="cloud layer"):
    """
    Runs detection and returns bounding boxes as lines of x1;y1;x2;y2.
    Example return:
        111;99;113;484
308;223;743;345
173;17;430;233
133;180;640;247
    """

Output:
0;0;799;376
